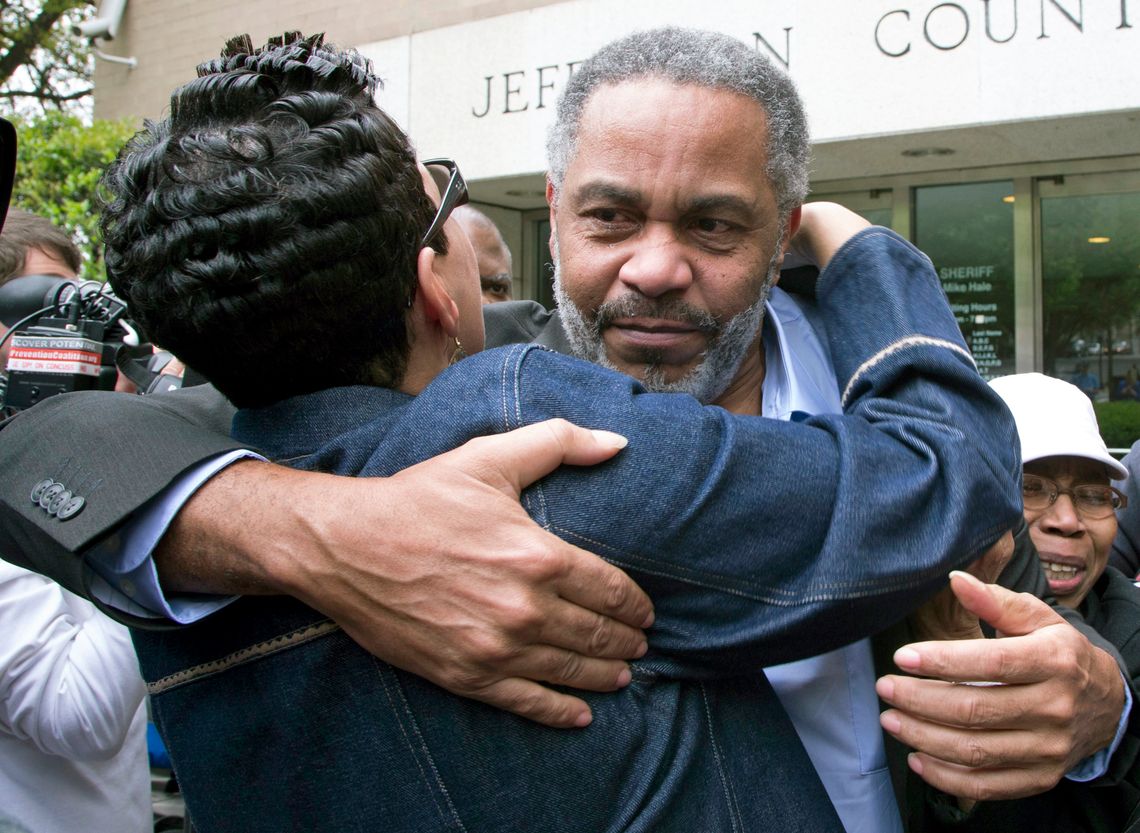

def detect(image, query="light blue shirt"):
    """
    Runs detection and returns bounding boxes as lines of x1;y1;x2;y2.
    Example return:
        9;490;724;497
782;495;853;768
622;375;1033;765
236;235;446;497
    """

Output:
760;287;904;833
86;449;253;622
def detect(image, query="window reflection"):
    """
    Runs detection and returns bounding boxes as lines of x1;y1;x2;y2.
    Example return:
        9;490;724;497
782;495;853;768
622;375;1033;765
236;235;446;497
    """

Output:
915;181;1016;379
1042;190;1140;406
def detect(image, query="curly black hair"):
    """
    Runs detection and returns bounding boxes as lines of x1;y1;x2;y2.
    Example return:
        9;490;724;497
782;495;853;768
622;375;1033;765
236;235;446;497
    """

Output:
101;32;439;407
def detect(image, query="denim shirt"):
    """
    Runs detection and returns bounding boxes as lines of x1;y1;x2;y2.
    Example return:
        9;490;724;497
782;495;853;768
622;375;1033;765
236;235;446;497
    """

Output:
132;229;1022;831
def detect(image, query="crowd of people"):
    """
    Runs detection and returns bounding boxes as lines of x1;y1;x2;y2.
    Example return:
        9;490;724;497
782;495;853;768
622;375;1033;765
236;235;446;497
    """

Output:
0;24;1138;833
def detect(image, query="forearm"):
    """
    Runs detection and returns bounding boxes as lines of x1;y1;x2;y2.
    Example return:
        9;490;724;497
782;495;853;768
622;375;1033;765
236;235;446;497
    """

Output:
156;460;401;604
372;333;1018;678
154;459;315;596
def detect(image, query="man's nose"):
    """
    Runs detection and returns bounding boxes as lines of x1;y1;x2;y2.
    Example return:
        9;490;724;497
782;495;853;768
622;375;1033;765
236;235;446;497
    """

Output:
616;223;694;298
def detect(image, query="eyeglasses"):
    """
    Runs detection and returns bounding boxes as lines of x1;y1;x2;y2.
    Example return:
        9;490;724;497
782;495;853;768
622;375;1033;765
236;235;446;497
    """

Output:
1022;473;1127;519
421;158;469;249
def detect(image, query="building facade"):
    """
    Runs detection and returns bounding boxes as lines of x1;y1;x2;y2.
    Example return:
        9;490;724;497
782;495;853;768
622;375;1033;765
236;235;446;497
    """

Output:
91;0;1140;415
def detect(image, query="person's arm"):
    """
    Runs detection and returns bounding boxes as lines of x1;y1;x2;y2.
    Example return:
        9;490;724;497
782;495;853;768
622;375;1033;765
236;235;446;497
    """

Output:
0;382;240;600
0;560;145;761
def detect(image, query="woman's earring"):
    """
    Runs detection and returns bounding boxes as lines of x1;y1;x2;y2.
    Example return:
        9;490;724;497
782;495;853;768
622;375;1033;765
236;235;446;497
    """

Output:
450;336;467;365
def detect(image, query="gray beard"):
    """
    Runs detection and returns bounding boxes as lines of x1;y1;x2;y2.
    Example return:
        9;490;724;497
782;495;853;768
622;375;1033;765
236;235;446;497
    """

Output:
552;245;782;405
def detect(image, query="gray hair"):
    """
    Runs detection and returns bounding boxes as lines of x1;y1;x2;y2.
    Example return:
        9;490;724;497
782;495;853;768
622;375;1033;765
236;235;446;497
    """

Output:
546;27;810;218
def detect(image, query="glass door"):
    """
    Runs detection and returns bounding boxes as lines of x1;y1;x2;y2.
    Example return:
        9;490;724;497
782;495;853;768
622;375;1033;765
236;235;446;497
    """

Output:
914;180;1017;379
1038;171;1140;449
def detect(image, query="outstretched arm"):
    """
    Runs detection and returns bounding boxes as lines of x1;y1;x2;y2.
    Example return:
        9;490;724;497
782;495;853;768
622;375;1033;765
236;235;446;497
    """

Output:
346;208;1023;674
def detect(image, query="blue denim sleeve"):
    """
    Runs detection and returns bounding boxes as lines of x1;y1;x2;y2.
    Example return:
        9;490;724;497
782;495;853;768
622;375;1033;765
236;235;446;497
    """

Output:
361;228;1022;677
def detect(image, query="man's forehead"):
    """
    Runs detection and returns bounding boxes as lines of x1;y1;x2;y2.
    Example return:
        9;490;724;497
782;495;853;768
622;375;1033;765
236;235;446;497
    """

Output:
575;77;768;135
559;80;775;214
22;246;76;278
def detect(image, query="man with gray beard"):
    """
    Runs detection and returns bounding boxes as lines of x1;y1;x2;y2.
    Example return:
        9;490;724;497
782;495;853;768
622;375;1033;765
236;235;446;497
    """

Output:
460;27;1134;830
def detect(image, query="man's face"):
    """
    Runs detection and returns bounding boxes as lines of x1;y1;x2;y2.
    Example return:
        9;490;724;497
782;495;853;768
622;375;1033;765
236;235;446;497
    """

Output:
548;79;794;409
1024;455;1118;608
454;211;513;305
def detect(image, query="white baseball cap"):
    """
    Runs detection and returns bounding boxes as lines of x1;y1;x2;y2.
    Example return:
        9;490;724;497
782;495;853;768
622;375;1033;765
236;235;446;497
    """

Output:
989;373;1128;480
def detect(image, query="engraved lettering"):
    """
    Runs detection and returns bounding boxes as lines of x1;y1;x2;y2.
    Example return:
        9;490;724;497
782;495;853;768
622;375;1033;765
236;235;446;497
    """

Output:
982;0;1018;42
752;27;792;68
472;75;492;118
876;9;912;57
536;64;558;109
1039;0;1084;39
924;3;971;50
503;70;528;114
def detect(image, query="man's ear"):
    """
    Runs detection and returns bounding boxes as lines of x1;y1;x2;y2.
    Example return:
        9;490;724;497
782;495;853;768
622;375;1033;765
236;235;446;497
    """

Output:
782;205;803;254
546;177;558;223
771;205;804;282
546;178;560;257
415;245;460;338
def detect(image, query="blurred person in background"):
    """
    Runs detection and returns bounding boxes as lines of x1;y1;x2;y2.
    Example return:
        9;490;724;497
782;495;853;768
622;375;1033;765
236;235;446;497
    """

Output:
0;559;152;833
0;210;80;371
0;212;151;833
453;204;513;303
1112;440;1140;581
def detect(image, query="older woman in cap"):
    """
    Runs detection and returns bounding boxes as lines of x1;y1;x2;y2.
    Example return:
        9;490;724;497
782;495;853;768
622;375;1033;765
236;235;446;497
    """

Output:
990;373;1132;610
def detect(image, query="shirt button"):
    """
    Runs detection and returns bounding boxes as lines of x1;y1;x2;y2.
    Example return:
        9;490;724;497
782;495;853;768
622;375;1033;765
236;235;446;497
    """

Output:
48;490;72;516
57;496;85;521
39;483;64;510
31;479;54;503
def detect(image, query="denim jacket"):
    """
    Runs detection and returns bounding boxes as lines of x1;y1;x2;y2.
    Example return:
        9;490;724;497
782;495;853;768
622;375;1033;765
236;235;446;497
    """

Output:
133;229;1022;832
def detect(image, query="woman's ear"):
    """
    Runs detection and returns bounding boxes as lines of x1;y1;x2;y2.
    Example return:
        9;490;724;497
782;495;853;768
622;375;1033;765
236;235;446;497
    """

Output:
415;245;460;337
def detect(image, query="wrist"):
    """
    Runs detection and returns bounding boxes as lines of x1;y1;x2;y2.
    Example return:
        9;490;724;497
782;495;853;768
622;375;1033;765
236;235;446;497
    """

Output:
156;459;313;596
794;202;872;270
268;470;400;609
1082;645;1127;759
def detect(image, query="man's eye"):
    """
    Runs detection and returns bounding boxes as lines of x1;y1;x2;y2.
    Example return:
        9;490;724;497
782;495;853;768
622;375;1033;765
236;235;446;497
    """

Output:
580;208;637;238
587;208;627;225
1022;480;1046;497
693;217;732;234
